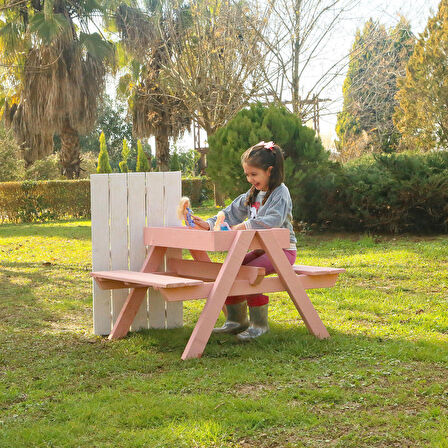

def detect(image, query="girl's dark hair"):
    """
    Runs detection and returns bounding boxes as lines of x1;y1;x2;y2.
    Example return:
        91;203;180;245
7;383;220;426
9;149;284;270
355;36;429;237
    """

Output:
241;141;284;206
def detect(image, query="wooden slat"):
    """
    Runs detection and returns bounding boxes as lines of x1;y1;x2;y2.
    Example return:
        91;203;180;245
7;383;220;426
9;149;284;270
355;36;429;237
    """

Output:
167;258;265;285
159;274;340;302
164;172;183;329
146;172;166;329
92;270;204;288
128;173;148;331
144;227;290;251
91;174;112;335
109;174;129;326
293;265;346;275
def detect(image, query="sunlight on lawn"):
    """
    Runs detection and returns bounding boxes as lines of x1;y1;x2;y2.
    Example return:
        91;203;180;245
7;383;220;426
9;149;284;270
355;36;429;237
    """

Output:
1;215;447;447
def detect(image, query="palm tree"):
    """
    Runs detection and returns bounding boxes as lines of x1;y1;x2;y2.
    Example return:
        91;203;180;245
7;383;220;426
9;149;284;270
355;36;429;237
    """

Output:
0;0;114;178
115;2;191;171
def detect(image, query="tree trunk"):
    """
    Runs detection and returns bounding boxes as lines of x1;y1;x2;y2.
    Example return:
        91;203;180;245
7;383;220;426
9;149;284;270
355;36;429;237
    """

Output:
214;183;225;207
60;118;81;179
155;127;170;172
292;0;302;117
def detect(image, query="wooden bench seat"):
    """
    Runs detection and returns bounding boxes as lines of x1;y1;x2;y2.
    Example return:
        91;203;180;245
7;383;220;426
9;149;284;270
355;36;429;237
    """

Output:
292;265;346;276
92;264;345;292
91;270;204;290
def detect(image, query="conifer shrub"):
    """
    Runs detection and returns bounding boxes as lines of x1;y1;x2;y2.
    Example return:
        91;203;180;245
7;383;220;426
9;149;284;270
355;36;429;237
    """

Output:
97;132;112;173
119;139;130;173
321;151;448;233
208;103;337;224
136;140;150;172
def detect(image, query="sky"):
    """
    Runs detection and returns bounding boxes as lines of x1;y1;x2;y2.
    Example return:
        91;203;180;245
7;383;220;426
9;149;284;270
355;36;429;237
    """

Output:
316;0;440;147
145;0;441;152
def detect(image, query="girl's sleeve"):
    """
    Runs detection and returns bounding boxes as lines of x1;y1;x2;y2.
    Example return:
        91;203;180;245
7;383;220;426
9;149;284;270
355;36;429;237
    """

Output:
206;193;248;229
245;194;289;230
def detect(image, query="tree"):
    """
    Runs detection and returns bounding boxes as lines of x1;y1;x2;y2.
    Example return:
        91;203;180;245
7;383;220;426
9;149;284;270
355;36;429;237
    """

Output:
0;125;24;181
208;103;336;223
252;0;361;121
160;0;267;136
336;18;415;159
79;94;137;171
119;139;131;173
115;2;191;171
394;0;448;151
136;140;150;172
0;0;114;178
97;132;112;173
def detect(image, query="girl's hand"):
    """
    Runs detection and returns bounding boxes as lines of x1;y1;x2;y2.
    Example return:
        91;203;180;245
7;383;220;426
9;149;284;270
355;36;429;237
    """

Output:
231;222;246;231
192;215;210;230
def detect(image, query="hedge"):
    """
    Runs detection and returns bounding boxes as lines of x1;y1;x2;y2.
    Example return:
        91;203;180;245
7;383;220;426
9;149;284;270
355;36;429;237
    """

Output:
317;151;448;234
0;177;214;223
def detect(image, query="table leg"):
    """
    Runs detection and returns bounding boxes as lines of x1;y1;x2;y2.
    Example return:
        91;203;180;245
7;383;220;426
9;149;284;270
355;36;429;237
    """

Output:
108;246;166;339
181;230;255;360
257;232;330;339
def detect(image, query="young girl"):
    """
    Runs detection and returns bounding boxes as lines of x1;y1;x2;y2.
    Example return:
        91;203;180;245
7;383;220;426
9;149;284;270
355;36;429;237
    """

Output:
192;141;297;341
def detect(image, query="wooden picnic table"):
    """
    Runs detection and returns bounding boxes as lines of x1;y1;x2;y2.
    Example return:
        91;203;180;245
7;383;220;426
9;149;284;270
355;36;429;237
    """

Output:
91;227;345;360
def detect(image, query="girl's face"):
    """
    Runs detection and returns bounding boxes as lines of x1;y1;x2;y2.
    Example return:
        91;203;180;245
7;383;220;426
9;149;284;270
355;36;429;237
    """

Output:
242;162;272;191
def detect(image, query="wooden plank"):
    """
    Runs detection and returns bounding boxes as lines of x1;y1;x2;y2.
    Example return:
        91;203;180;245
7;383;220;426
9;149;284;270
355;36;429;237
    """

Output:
109;174;129;326
257;231;330;339
293;265;346;275
159;274;340;302
164;172;183;329
128;173;148;331
167;258;265;285
144;227;290;252
146;172;166;329
181;230;255;360
90;174;112;335
92;270;204;288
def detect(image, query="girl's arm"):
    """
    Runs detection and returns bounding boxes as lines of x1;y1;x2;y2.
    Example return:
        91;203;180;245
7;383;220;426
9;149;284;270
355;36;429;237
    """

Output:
245;194;290;230
205;193;248;230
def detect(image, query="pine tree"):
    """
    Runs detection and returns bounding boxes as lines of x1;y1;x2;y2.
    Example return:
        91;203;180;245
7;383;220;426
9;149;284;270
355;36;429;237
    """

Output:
119;138;130;173
97;131;112;173
208;103;336;223
336;18;414;159
394;1;448;151
136;140;150;172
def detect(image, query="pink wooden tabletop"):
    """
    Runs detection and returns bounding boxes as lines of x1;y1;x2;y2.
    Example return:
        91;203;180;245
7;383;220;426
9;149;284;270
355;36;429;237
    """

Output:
144;226;290;251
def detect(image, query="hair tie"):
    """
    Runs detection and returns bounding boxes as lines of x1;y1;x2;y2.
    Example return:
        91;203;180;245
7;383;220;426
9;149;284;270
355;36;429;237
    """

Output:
257;140;275;151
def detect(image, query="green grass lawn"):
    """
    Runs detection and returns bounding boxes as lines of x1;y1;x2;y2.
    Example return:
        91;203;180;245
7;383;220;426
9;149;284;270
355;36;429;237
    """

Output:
1;211;448;447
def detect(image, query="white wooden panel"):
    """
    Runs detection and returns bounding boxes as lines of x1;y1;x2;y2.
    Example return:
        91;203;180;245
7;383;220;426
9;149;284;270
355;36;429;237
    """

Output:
164;172;183;328
109;174;129;326
146;172;166;329
128;173;148;331
91;174;112;335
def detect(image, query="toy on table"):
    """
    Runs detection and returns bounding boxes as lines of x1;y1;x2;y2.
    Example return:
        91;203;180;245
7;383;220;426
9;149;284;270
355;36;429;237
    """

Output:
177;197;195;228
214;211;231;231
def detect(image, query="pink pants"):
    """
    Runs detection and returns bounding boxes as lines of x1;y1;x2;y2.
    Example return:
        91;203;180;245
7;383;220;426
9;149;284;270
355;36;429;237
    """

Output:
226;249;297;307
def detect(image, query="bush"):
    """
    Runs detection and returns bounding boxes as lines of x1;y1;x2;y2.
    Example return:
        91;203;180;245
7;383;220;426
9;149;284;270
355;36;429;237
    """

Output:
0;180;90;223
208;103;337;223
0;126;25;181
320;151;448;233
181;177;213;205
25;154;64;180
0;177;213;223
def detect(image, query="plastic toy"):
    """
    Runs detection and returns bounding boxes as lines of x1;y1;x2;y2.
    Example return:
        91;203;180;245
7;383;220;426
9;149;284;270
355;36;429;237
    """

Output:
177;197;195;228
213;211;230;231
